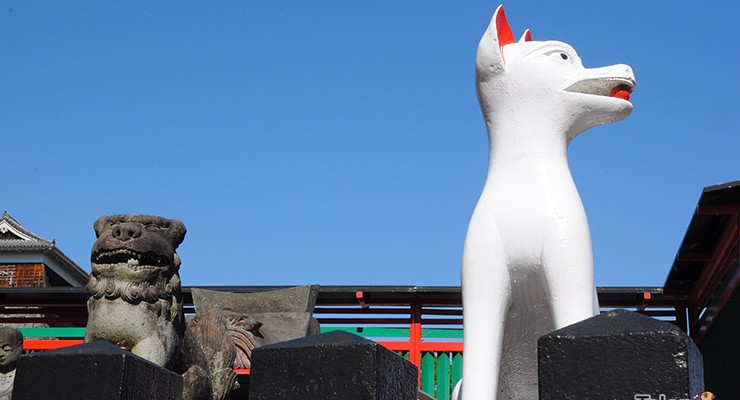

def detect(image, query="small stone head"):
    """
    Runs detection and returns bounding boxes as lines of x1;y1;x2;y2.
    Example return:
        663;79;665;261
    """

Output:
0;327;23;368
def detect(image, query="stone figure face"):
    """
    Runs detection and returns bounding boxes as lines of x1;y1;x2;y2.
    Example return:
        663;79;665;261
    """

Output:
91;214;186;268
87;214;187;304
0;328;22;367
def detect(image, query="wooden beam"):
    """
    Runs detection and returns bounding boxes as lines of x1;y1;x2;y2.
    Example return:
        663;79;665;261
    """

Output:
693;253;740;344
689;216;738;307
697;204;740;215
676;252;712;262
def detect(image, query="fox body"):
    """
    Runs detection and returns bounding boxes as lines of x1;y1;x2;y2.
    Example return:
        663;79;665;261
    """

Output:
456;6;635;399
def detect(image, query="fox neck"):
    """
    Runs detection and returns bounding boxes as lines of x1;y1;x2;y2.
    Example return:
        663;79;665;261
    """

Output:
481;93;574;174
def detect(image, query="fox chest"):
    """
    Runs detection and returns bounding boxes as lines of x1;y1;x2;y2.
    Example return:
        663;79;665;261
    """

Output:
470;176;589;264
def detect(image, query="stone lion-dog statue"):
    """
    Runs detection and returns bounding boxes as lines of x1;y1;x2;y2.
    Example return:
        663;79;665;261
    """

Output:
85;214;260;400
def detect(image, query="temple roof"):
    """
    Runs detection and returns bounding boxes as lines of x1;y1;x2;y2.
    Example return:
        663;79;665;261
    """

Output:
0;211;88;287
664;180;740;293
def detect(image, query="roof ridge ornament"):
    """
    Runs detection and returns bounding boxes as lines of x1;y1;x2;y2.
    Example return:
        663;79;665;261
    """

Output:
0;212;51;242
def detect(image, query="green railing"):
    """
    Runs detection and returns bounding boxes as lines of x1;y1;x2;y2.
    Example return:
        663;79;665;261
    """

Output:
420;351;463;400
19;327;86;338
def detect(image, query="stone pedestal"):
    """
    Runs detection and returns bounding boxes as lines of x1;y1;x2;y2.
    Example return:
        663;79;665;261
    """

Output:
538;309;704;400
249;330;418;400
13;341;182;400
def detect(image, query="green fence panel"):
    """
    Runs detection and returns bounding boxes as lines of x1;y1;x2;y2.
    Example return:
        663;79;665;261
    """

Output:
18;327;86;338
420;352;436;396
452;353;463;394
321;327;409;338
422;329;463;339
437;352;451;400
321;327;463;340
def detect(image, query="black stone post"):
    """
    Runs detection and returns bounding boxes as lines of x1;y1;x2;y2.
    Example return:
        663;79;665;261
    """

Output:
13;341;182;400
538;309;704;400
249;330;418;400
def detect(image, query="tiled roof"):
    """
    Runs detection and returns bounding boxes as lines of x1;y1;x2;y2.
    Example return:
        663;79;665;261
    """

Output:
1;210;55;245
0;211;88;286
0;239;55;250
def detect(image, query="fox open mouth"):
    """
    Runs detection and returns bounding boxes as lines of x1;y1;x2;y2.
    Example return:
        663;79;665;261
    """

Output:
564;77;635;101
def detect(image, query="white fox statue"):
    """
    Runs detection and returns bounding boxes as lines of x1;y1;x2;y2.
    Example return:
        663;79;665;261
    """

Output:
455;5;635;400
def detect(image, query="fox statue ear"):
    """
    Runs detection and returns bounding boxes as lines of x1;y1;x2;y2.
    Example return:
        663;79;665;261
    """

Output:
494;6;516;50
477;5;513;74
519;29;532;42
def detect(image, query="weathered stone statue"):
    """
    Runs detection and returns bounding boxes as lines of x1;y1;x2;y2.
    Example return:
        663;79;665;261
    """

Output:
186;309;262;395
191;284;321;366
86;214;187;368
456;5;635;399
0;327;22;400
85;214;251;400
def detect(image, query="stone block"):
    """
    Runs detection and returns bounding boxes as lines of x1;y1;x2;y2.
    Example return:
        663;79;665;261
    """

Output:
249;330;418;400
191;285;319;314
249;311;320;345
13;341;182;400
192;285;321;345
538;309;704;400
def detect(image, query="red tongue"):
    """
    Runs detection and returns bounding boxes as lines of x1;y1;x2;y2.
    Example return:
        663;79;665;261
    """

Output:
610;85;631;101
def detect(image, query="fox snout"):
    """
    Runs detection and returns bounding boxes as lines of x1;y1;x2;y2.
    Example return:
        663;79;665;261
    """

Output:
565;64;635;102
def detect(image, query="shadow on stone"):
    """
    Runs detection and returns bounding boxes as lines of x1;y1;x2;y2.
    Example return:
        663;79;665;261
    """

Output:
538;309;704;400
13;341;183;400
249;330;418;400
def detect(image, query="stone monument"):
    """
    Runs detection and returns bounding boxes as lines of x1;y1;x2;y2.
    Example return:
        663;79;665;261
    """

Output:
192;284;321;368
0;327;22;400
457;5;635;399
84;214;244;400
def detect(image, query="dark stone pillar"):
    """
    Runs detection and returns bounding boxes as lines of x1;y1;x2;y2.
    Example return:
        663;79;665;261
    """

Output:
249;330;418;400
538;309;704;400
13;341;182;400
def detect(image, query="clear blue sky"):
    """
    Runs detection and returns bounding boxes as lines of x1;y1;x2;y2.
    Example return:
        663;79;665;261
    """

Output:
2;2;738;287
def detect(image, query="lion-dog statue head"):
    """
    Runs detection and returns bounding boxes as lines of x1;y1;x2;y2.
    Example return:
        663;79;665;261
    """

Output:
88;214;186;304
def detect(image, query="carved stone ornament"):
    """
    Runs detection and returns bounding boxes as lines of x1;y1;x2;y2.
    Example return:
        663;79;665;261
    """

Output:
455;5;635;399
191;284;321;367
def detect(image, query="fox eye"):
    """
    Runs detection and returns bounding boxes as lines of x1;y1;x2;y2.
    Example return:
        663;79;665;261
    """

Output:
560;53;568;60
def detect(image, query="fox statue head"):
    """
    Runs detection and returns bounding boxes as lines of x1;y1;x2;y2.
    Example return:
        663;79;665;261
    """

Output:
477;5;635;143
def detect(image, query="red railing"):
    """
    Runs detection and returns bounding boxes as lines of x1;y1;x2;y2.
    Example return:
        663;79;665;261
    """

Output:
3;285;684;359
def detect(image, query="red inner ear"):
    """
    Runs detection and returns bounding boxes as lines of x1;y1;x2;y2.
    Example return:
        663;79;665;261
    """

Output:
523;29;532;42
495;6;516;49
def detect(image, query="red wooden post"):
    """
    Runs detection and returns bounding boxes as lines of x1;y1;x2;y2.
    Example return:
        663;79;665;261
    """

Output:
409;301;423;385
